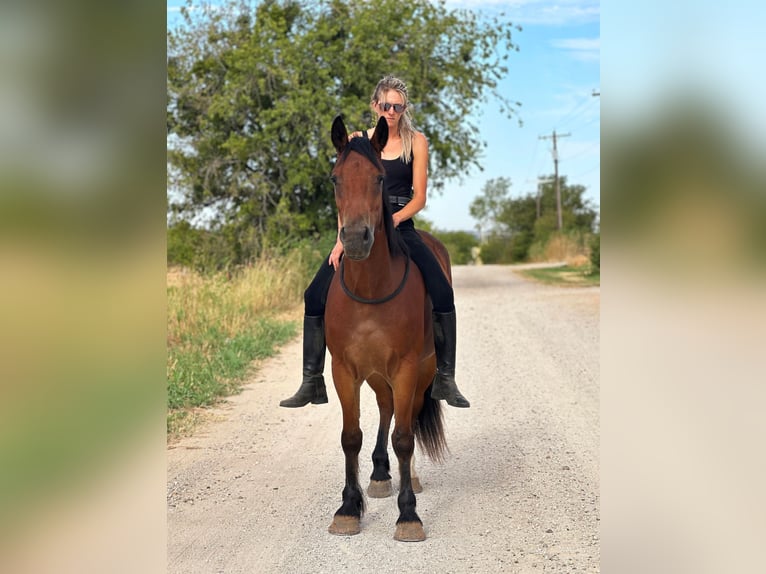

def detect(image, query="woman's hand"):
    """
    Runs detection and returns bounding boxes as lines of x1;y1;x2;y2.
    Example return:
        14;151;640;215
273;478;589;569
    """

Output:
392;212;402;228
329;239;344;270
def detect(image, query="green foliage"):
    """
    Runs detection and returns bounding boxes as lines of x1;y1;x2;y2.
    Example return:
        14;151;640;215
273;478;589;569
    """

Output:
589;232;600;271
167;216;338;274
168;0;522;266
469;176;512;235
432;230;479;265
510;230;535;261
470;175;599;262
166;241;327;436
519;265;600;287
478;233;515;264
168;318;295;412
167;219;198;268
167;219;238;272
412;215;435;233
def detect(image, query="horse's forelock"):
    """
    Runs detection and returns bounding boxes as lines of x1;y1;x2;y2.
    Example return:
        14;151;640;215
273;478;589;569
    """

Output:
339;136;384;171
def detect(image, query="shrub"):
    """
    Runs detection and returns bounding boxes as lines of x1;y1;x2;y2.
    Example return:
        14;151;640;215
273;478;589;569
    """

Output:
479;235;515;264
432;230;479;265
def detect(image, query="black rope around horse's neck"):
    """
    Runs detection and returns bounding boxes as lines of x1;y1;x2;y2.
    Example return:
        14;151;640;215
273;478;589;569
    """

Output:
339;256;410;305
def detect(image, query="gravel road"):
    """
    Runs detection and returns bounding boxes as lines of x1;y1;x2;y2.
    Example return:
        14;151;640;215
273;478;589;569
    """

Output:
167;264;600;573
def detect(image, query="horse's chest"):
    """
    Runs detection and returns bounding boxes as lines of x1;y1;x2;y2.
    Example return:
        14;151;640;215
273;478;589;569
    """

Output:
326;310;419;369
334;315;388;356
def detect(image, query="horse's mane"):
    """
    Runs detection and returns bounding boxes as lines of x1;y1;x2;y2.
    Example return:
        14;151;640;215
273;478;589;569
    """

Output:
339;137;409;260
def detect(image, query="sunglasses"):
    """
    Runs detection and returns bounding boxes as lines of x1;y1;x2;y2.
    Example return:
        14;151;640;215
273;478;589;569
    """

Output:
379;102;406;113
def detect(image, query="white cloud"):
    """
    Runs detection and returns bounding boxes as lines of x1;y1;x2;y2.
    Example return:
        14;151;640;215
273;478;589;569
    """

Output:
443;0;600;26
552;37;600;61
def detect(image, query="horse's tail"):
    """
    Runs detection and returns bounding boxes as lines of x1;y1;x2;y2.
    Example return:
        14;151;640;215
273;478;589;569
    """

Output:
414;379;449;463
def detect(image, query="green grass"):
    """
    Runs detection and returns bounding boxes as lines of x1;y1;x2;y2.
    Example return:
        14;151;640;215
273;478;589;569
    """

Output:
167;319;296;410
167;249;322;438
519;265;600;287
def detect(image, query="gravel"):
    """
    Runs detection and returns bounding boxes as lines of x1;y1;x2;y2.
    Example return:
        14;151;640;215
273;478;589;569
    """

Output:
167;264;600;573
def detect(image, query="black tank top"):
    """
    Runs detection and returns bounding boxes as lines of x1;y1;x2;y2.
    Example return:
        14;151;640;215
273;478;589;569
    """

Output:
382;157;413;205
362;130;413;212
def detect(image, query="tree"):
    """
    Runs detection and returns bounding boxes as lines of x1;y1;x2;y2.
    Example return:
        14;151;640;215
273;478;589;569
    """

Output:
469;173;598;262
499;194;537;260
469;177;512;239
167;0;521;264
432;230;479;265
528;176;597;244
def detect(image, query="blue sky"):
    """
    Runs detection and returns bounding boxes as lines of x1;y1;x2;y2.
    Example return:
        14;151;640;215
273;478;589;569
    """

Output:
168;0;600;232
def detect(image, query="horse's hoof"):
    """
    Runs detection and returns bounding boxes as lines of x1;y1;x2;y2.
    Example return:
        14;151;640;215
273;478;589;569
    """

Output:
367;480;393;498
328;515;361;536
394;521;426;542
411;477;422;494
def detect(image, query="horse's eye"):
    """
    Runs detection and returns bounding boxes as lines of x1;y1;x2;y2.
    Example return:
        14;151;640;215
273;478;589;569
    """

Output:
376;175;384;185
330;175;337;185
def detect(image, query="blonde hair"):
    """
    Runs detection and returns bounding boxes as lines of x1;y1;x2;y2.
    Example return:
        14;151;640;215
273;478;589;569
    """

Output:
370;75;415;164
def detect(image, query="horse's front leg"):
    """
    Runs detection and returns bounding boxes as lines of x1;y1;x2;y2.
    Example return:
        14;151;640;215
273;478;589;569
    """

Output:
391;364;426;542
328;361;364;536
366;376;394;498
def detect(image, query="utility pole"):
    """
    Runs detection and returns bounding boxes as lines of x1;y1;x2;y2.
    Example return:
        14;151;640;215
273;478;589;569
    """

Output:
539;130;571;230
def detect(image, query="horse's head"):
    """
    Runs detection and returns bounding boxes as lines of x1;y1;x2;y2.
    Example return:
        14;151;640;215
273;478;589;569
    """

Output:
330;115;389;261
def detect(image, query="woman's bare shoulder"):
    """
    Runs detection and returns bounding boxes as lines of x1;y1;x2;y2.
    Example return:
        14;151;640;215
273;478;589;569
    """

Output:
412;130;428;150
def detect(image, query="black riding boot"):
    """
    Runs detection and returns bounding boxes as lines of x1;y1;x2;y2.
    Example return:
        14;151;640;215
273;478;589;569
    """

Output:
430;310;471;408
279;315;329;408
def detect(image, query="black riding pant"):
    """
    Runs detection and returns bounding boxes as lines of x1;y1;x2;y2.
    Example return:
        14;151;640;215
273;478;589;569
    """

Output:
303;220;455;316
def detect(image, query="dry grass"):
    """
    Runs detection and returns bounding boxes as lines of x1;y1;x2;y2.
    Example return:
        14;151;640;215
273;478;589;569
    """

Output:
167;249;319;438
541;233;588;264
167;256;306;348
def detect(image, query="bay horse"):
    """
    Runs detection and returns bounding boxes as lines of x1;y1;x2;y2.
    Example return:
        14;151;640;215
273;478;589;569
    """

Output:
324;115;449;542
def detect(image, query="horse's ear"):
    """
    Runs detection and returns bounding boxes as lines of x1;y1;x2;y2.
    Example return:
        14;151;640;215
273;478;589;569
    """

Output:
331;115;348;155
370;116;389;156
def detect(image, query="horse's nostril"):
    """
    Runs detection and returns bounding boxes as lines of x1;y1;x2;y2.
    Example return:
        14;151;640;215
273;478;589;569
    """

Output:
363;228;369;242
340;227;346;240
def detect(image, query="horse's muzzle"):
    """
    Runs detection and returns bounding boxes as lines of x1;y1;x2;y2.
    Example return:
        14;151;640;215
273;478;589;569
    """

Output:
340;224;374;260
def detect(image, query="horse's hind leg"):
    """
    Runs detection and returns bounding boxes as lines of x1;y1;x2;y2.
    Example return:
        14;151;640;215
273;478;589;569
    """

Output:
328;365;364;536
367;377;393;498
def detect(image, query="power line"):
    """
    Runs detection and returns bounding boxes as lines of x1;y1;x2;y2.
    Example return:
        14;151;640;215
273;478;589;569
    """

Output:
522;137;542;187
561;141;600;162
558;96;593;131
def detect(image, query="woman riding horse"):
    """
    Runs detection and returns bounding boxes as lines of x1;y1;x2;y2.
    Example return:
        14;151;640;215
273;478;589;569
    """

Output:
280;75;470;410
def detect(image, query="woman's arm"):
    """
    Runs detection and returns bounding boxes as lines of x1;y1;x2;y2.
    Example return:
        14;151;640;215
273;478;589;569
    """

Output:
328;214;344;270
392;131;428;227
